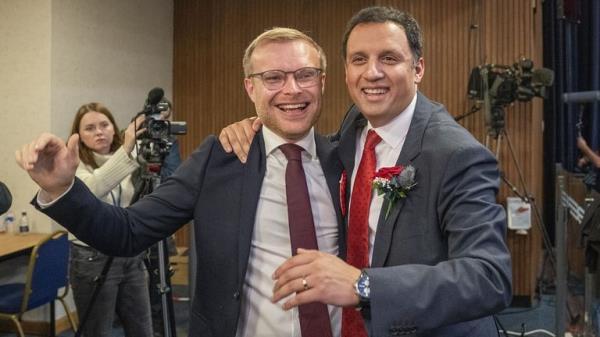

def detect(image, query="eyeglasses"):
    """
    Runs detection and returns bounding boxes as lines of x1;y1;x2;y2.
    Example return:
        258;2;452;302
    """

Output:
247;67;323;90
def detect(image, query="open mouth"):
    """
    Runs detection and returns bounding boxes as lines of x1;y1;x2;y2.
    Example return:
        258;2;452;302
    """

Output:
276;102;309;113
362;87;389;96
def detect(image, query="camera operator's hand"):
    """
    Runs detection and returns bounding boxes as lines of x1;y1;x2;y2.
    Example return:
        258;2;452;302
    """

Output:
160;108;172;121
578;136;600;169
15;133;80;201
123;115;146;154
577;136;588;150
218;116;262;163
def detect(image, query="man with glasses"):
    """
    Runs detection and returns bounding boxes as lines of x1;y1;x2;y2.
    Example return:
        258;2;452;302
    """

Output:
16;27;343;337
220;6;511;337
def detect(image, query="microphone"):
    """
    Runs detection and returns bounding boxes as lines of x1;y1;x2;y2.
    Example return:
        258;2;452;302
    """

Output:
563;91;600;104
0;182;12;215
137;87;165;117
146;87;164;106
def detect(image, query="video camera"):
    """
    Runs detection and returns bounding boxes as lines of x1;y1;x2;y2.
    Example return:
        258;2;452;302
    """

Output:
137;87;187;164
141;87;187;140
468;58;554;105
467;58;554;136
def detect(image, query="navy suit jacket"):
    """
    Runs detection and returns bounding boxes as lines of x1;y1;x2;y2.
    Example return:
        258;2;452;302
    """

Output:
36;132;344;337
335;92;512;337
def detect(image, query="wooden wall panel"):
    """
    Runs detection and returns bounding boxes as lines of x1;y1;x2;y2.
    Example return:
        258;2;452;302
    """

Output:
174;0;545;303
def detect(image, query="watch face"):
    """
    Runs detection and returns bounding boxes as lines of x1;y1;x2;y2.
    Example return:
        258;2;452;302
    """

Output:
357;273;370;298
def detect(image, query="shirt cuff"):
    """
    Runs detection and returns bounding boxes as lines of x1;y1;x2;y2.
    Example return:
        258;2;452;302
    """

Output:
36;180;75;209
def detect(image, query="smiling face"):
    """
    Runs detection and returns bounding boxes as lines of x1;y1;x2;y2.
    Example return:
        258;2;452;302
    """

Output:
78;111;116;155
344;21;424;127
244;39;325;142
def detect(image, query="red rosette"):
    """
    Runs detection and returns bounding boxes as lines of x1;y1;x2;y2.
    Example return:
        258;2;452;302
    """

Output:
374;165;404;180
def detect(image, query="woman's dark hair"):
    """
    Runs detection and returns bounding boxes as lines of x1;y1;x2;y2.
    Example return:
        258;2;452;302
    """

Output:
70;102;123;169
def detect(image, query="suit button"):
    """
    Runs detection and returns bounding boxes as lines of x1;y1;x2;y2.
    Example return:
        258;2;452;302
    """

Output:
233;291;240;300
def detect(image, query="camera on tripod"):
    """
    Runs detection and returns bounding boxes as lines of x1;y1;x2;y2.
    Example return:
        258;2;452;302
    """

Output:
467;58;554;137
138;87;187;164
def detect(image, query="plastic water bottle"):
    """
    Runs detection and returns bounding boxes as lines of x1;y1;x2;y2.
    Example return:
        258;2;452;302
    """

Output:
18;211;29;235
1;211;14;233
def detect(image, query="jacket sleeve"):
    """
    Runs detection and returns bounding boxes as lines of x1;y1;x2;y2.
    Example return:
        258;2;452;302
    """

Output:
35;136;220;257
366;144;512;335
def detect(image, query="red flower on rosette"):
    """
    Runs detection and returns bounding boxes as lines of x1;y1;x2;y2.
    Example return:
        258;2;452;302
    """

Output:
374;165;404;179
339;170;347;217
373;164;417;219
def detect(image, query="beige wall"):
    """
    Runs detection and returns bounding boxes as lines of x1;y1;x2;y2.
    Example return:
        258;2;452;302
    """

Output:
1;0;52;234
51;0;174;139
1;0;173;234
0;0;173;324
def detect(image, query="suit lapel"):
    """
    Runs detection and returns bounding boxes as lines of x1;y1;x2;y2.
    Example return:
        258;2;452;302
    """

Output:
237;132;267;282
315;134;346;259
337;106;367;208
371;93;433;267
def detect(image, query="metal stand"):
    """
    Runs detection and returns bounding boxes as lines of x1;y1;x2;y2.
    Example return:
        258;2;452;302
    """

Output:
486;126;555;270
555;169;567;337
136;165;177;337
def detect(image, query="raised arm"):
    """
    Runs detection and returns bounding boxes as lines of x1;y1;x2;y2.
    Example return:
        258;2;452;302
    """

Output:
15;133;80;201
578;136;600;168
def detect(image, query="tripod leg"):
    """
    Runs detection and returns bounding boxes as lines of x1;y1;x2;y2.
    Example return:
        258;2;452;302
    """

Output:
157;239;177;337
496;132;502;159
74;257;113;337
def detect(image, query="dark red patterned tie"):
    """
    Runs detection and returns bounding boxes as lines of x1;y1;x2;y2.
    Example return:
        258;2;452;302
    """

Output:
280;143;333;337
342;130;382;337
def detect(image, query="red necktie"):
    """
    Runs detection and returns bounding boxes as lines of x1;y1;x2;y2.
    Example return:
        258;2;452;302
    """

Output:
280;143;333;337
342;130;382;337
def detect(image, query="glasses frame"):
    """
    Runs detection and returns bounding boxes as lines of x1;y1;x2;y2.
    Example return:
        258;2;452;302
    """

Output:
247;67;323;90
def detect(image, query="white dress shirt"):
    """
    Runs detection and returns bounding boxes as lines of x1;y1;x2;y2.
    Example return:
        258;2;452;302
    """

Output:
350;93;417;263
235;126;341;337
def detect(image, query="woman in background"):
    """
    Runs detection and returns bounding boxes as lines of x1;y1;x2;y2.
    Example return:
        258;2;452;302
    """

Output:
69;102;152;337
578;136;600;193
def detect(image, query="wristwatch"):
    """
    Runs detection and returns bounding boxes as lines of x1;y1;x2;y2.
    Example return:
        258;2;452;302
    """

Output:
354;270;370;310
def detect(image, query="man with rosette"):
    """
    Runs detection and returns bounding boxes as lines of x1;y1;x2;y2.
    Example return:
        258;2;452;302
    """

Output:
220;6;512;337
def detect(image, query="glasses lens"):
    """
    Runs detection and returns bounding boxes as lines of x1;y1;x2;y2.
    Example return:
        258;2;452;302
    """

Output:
261;70;285;89
295;68;320;87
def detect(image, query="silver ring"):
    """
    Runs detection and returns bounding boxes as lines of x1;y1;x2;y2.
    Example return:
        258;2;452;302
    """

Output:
302;277;309;291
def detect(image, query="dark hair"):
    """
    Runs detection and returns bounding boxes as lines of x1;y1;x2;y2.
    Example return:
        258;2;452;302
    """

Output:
341;6;424;64
70;102;123;169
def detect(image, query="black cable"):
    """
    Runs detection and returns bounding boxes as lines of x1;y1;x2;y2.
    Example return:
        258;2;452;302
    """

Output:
494;315;510;337
454;104;481;122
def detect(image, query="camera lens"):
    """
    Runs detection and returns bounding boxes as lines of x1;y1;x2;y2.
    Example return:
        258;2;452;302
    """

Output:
148;119;169;139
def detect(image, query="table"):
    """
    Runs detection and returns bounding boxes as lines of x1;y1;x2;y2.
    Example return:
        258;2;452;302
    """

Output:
0;232;47;262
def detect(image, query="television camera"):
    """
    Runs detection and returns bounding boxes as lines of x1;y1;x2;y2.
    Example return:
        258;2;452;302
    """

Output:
138;87;187;164
467;58;554;137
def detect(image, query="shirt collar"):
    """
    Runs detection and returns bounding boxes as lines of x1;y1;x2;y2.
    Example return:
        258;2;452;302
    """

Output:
366;93;417;150
262;126;316;159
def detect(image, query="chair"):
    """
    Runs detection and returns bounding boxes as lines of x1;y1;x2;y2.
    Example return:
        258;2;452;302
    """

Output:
0;231;77;336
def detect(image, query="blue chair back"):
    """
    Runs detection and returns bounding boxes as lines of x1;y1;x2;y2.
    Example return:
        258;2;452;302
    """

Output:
22;231;69;312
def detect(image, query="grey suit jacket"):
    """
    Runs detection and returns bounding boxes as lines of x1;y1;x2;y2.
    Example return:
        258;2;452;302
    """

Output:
36;132;344;337
336;92;512;337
